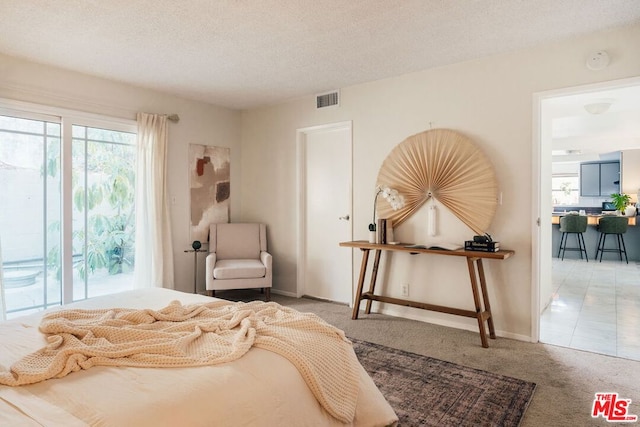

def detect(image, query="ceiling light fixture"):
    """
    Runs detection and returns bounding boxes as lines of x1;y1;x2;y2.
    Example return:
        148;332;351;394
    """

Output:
552;149;583;156
584;98;614;115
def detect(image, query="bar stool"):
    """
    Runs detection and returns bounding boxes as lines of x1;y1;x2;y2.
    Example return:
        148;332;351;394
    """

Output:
557;215;588;261
595;216;628;264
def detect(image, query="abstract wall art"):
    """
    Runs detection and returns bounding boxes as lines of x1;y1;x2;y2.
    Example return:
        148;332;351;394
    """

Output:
189;144;230;242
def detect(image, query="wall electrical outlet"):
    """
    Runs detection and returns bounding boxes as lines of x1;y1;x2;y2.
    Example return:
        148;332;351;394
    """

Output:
401;284;409;297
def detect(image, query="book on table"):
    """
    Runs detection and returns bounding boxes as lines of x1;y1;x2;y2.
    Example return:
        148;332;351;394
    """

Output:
377;218;394;244
428;242;463;251
403;243;463;251
464;240;500;252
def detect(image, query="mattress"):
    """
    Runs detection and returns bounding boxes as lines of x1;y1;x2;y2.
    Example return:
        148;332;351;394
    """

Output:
0;288;397;426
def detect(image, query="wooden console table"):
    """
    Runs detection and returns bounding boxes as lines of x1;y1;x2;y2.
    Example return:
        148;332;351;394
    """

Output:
340;241;515;348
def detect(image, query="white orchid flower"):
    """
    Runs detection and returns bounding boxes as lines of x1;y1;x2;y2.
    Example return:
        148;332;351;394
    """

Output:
371;185;406;230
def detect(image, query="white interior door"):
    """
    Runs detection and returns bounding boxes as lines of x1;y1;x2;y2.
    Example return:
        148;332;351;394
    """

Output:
299;122;352;304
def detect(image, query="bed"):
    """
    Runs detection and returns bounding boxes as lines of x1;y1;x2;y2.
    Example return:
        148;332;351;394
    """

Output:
0;288;398;426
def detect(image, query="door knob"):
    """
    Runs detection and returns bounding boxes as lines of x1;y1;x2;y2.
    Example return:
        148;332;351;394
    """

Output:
339;214;350;221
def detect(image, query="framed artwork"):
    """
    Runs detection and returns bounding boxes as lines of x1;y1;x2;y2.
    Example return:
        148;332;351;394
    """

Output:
189;144;230;242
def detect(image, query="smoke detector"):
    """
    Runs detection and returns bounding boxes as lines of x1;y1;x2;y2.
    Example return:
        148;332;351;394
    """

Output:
586;51;610;71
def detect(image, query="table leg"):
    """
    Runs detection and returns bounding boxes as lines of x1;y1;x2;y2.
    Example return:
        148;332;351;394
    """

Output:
365;249;382;314
476;259;496;339
352;249;371;320
193;251;198;294
466;256;489;348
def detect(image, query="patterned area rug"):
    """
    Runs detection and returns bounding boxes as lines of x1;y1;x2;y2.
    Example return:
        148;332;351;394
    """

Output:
352;339;536;427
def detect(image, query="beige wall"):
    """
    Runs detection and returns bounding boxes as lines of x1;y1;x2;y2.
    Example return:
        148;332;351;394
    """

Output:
241;24;640;340
0;53;242;294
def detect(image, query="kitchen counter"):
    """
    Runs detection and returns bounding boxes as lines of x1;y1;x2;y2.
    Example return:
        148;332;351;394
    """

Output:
551;213;636;226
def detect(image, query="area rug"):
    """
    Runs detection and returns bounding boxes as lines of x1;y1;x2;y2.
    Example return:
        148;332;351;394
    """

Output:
351;339;536;427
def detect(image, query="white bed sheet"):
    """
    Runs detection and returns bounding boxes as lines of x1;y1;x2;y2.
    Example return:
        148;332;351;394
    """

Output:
0;288;398;427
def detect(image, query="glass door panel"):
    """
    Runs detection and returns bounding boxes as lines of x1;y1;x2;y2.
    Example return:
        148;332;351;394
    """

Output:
72;125;136;300
0;115;61;318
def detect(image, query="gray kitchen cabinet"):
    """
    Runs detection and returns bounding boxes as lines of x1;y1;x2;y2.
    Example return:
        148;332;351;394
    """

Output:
600;162;621;196
580;161;620;197
580;163;601;197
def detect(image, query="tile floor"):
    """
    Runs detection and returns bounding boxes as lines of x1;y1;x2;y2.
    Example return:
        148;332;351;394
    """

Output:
540;258;640;361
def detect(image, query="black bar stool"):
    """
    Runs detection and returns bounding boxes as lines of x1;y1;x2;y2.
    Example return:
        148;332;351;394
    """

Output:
595;216;628;263
557;215;588;261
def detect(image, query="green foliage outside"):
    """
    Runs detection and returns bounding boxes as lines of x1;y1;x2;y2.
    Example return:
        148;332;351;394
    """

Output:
560;181;572;196
46;128;136;280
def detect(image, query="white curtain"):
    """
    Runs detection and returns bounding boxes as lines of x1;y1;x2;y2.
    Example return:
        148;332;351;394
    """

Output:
0;235;6;321
134;113;175;289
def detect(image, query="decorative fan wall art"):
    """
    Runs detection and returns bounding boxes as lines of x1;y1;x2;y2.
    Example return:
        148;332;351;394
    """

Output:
376;129;498;235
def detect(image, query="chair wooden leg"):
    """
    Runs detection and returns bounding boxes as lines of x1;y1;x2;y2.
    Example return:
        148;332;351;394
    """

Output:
207;290;215;297
264;288;271;302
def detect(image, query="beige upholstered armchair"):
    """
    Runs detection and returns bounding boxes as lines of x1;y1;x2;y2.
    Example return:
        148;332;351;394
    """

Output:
205;223;272;301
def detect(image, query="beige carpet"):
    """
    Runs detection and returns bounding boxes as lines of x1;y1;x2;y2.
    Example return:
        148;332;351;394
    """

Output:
213;289;640;426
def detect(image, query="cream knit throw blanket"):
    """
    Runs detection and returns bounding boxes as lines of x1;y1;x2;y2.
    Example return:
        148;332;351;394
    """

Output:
0;300;360;423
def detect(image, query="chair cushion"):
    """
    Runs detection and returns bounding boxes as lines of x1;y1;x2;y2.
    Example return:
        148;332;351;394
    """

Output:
215;223;262;260
214;259;266;280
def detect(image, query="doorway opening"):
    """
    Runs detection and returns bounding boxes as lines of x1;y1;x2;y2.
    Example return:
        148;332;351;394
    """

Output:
534;77;640;361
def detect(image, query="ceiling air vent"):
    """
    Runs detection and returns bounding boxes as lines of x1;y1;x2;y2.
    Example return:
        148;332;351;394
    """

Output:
316;90;340;109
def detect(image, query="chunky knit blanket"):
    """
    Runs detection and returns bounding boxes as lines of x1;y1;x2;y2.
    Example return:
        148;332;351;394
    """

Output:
0;300;360;423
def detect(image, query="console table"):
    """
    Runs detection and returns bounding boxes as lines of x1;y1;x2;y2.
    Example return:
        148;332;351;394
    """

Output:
339;241;515;348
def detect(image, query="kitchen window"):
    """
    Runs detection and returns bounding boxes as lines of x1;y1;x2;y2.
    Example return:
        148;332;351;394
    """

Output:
551;174;580;206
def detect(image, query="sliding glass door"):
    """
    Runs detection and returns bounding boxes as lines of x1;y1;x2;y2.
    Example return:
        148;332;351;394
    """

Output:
0;113;62;316
0;106;137;318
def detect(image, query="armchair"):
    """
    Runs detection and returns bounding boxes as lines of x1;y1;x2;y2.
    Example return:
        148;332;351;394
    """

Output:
205;223;272;301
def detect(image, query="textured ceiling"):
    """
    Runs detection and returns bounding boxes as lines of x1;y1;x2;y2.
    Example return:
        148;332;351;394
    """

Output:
1;1;639;110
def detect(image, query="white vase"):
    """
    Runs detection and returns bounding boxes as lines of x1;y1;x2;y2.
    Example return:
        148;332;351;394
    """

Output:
625;205;636;217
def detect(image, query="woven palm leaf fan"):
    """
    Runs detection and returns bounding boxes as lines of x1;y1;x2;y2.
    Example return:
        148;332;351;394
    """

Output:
376;128;498;235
